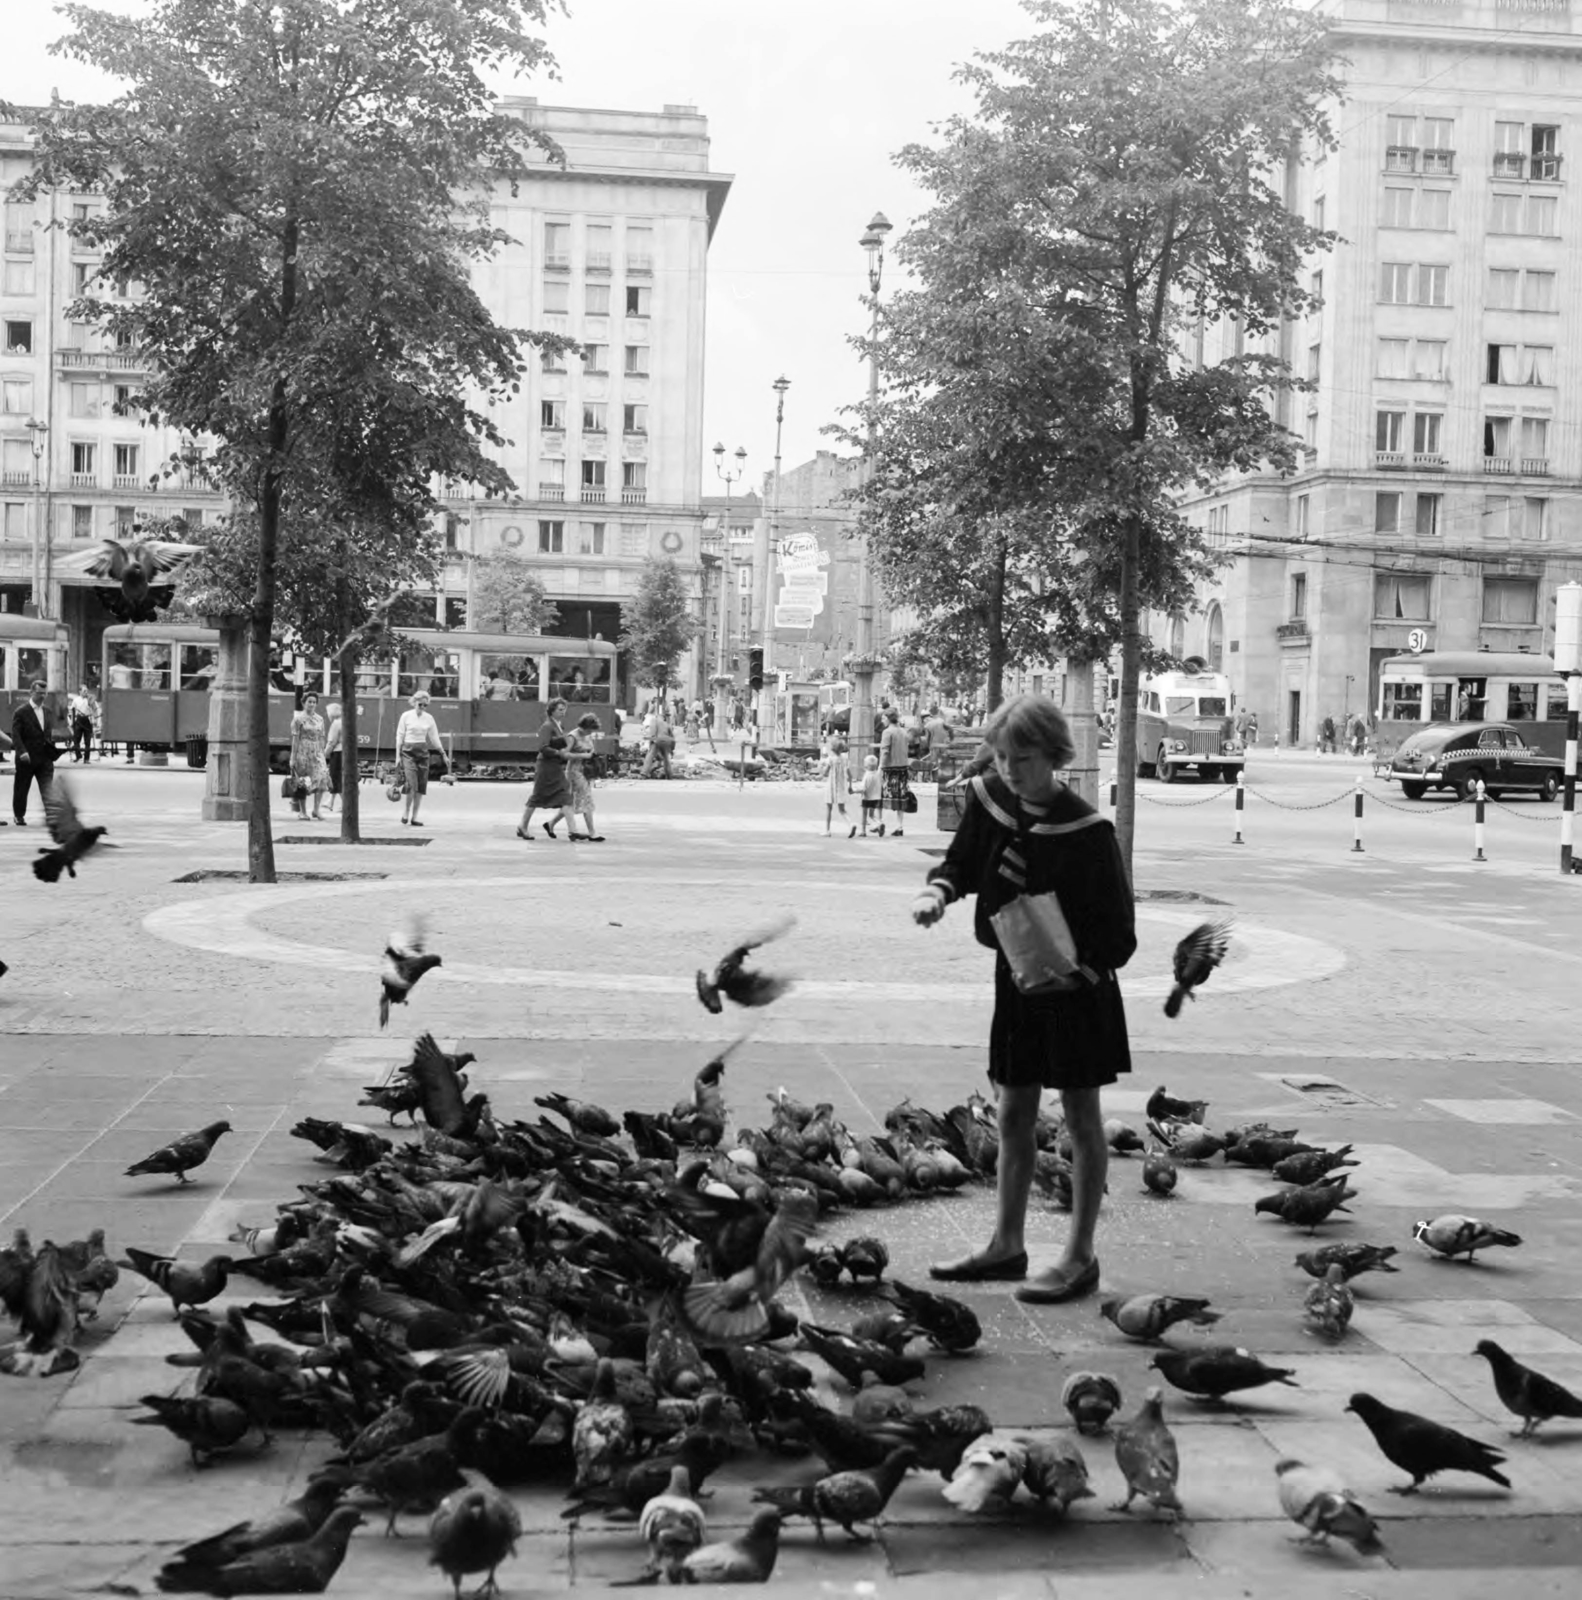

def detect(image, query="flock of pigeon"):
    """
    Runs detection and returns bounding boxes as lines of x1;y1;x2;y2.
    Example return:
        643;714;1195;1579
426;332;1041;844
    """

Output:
2;893;1578;1595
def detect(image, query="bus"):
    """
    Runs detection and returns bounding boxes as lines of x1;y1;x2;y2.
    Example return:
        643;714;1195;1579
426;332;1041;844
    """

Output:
1136;659;1243;783
1374;650;1567;763
0;614;69;730
99;624;621;769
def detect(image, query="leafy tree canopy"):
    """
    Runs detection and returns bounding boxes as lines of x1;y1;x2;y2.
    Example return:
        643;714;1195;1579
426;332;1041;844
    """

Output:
619;558;693;693
469;552;559;635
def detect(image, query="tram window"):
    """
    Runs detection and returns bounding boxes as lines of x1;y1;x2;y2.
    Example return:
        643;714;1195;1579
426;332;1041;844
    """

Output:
1455;680;1486;721
1430;684;1452;721
1547;686;1570;721
1507;682;1538;721
513;659;541;701
17;646;46;686
0;646;7;687
479;655;531;700
136;644;171;690
355;662;392;697
1197;696;1227;716
398;649;458;699
106;644;139;689
549;655;610;703
181;646;219;690
1382;682;1423;720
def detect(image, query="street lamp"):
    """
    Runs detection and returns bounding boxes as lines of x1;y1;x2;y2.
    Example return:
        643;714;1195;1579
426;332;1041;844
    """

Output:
712;442;746;735
853;210;891;760
24;418;49;618
760;376;790;726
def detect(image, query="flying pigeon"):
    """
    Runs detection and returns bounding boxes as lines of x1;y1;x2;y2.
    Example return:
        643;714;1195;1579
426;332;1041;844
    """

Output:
1112;1386;1182;1517
1345;1392;1511;1493
125;1120;232;1186
695;914;796;1013
63;536;201;622
678;1189;817;1344
1274;1458;1384;1554
1163;919;1232;1017
1473;1340;1582;1438
1413;1215;1522;1263
32;778;111;883
380;916;442;1028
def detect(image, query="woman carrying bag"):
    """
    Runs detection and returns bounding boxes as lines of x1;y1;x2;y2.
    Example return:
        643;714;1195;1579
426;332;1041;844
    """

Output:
911;694;1136;1304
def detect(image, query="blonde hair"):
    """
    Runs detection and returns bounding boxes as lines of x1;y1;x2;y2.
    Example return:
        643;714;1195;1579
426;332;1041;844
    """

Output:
985;694;1075;769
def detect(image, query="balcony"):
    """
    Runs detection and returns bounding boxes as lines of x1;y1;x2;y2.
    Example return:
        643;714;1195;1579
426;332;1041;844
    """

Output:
544;252;571;272
112;472;139;489
56;349;144;371
538;483;565;501
1483;456;1515;474
1375;450;1406;469
1532;154;1562;182
1421;149;1455;176
540;427;565;444
1493;152;1525;178
1521;457;1550;475
627;254;653;277
68;471;96;488
620;487;647;505
1385;145;1418;172
586;252;611;275
1276;619;1309;640
580;487;606;504
1;469;32;486
4;231;33;254
1412;453;1446;470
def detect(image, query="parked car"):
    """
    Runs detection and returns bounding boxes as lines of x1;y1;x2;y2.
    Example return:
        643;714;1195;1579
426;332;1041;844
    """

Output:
1388;722;1564;801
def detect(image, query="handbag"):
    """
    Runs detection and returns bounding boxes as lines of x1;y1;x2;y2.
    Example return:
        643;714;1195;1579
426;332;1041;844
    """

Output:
902;787;918;814
990;890;1084;995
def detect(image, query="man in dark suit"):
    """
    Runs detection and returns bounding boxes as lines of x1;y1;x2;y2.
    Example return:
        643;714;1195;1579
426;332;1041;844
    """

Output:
12;679;58;826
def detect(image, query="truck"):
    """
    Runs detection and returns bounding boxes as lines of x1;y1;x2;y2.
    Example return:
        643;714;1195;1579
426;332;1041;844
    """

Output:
1135;658;1243;783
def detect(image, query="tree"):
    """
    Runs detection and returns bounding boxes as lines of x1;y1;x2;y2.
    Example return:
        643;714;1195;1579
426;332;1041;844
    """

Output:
863;0;1338;876
12;0;570;881
619;558;693;697
469;553;559;635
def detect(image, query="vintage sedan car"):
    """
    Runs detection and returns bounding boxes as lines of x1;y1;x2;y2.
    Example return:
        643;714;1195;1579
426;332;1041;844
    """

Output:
1388;721;1564;801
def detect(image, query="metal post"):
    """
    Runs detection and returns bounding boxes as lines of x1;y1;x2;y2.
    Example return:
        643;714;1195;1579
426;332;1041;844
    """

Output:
1352;775;1364;853
1563;676;1581;876
1473;779;1487;863
853;212;891;764
1233;770;1245;845
760;378;790;734
712;444;746;738
25;418;48;618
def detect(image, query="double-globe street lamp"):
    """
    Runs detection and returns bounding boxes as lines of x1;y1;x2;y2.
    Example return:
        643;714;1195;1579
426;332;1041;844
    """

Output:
758;376;790;734
711;441;747;736
853;211;891;760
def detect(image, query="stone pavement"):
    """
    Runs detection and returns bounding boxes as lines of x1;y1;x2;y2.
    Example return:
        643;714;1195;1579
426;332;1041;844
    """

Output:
1;768;1581;1599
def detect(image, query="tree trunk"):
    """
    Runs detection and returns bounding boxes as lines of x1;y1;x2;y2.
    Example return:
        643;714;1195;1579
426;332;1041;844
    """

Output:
985;528;1008;713
247;452;280;884
1113;512;1141;888
340;649;361;843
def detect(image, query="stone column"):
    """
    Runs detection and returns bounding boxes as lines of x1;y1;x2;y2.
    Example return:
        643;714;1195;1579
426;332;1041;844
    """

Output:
1065;658;1100;808
202;617;252;821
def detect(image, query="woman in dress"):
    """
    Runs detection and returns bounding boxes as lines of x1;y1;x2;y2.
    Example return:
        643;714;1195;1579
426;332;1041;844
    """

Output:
518;697;573;840
289;691;331;820
393;689;451;827
323;703;343;814
564;712;606;842
911;694;1136;1304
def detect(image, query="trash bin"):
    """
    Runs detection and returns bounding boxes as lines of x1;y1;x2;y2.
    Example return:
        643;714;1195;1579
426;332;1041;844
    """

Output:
185;735;209;769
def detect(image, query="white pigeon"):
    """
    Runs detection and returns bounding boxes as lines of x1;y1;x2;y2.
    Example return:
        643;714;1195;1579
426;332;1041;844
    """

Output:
1274;1458;1384;1554
941;1435;1028;1513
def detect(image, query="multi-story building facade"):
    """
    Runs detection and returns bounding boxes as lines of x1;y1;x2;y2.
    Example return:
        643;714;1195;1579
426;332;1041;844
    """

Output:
0;99;731;701
1173;0;1582;745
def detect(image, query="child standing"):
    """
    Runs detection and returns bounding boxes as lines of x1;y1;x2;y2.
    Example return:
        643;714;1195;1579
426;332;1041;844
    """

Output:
860;753;885;837
818;735;854;837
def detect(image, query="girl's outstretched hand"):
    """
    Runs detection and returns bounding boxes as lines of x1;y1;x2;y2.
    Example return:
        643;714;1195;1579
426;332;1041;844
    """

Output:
912;886;947;928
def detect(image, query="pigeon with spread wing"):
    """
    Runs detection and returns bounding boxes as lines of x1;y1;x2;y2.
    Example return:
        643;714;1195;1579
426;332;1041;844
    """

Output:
380;916;442;1029
1163;919;1233;1018
695;915;796;1014
63;537;201;623
33;778;111;884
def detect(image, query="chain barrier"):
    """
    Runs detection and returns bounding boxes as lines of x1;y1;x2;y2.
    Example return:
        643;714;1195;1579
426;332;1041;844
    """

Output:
1135;786;1235;808
1486;792;1564;823
1360;784;1469;817
1243;785;1356;812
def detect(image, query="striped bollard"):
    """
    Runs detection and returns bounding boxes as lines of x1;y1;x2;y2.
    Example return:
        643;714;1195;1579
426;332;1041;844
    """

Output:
1352;776;1364;853
1233;770;1245;844
1473;779;1487;863
1563;686;1579;876
1109;770;1118;809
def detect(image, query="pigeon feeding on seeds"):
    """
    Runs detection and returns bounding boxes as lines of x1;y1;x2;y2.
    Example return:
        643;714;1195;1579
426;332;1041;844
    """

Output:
1345;1392;1511;1493
878;1280;981;1353
940;1436;1027;1513
379;917;442;1028
157;1479;347;1582
677;1507;782;1583
1272;1145;1357;1186
1145;1086;1207;1124
1017;1434;1093;1513
119;1248;232;1315
1302;1265;1355;1341
1142;1152;1178;1196
63;536;201;623
132;1393;252;1468
1274;1459;1384;1555
32;778;111;883
1413;1215;1523;1262
1473;1340;1582;1438
752;1445;916;1539
1100;1294;1220;1344
1294;1242;1399;1283
154;1506;365;1594
125;1119;232;1185
637;1463;706;1581
1163;919;1232;1017
1149;1346;1298;1402
1254;1174;1358;1232
1062;1371;1122;1435
695;914;796;1013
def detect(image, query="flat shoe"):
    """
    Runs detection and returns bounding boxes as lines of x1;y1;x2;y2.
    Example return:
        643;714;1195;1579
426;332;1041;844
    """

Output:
1015;1259;1100;1304
929;1250;1028;1283
515;828;532;840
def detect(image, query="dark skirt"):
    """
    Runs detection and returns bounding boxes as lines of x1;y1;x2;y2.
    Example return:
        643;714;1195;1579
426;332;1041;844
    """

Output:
400;749;429;796
988;957;1131;1090
327;750;343;795
527;753;570;808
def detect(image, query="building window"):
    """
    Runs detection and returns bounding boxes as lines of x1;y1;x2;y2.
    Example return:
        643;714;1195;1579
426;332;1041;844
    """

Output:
1306;343;1320;384
72;504;93;539
1483;576;1538;622
620;522;647;557
1382;186;1413;227
68;382;100;418
1414;492;1442;537
1379;262;1412;303
1413;340;1447;380
1418;265;1447;306
1294;494;1309;537
1418;189;1451;230
1484;416;1512;461
1374;491;1401;534
1375;411;1405;454
115;505;135;538
1;378;31;414
580;460;606;501
1310;269;1323;305
582;402;606;434
586;223;612;273
540;346;566;374
626;225;654;274
623;403;647;435
2;502;23;540
1522;497;1549;542
113;442;138;480
1313;195;1326;229
70;442;95;476
537;519;564;553
1488;268;1519;308
1522;346;1554;385
623;344;649;377
1303;409;1318;450
71;261;94;295
625;285;650;316
1422;118;1455;172
585;282;610;315
1487;344;1517;384
1520;416;1549;464
1375;572;1430;619
181;508;204;530
537;458;565;500
1490;192;1523;233
2;259;31;295
543;278;569;314
113;384;132;413
4;319;32;354
443;513;459;552
1532;123;1561;180
581;521;606;556
1385;116;1417;170
544;221;570;269
621;461;647;503
1290;572;1307;619
1526;195;1558;237
1376;338;1409;378
1484;493;1510;538
583;343;608;373
1494;120;1524;177
1523;271;1556;311
540;399;564;430
1413;413;1442;456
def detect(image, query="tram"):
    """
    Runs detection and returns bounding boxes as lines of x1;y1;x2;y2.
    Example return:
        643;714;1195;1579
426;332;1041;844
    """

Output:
0;613;69;728
99;624;621;768
1373;650;1567;763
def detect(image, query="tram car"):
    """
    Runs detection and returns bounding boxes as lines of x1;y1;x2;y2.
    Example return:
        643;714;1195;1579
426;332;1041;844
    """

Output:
1373;650;1567;765
0;613;69;732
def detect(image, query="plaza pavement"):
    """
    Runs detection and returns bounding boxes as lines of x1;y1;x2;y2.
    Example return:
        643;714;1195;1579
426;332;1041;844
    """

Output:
0;760;1580;1600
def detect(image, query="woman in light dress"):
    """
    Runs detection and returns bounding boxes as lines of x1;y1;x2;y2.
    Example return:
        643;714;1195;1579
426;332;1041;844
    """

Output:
564;712;606;841
289;691;331;820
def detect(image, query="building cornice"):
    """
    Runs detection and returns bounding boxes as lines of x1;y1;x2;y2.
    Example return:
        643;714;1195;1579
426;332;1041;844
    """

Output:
521;163;733;239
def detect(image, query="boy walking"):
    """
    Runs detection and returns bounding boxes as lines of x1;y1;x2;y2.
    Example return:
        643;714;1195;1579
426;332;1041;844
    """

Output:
859;754;884;837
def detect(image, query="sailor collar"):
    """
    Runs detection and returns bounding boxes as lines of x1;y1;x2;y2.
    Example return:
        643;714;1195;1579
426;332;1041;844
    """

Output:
969;773;1107;836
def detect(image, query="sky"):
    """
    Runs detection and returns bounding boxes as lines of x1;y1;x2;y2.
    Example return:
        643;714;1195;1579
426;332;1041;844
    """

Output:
0;0;1037;497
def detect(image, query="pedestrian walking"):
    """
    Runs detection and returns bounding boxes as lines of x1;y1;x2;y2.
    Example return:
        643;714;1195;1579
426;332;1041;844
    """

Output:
877;707;913;837
518;697;572;839
1319;715;1337;754
11;680;57;827
641;706;675;779
817;734;854;837
289;691;331;820
859;754;884;837
564;712;605;842
394;689;451;828
324;702;344;814
911;693;1136;1304
923;704;953;780
68;684;98;763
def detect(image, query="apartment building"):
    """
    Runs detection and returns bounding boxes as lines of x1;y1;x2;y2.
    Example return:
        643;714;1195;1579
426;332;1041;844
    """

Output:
0;99;731;700
1173;0;1582;745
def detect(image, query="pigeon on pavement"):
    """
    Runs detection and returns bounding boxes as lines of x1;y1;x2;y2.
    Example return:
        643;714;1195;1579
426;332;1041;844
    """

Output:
1145;1085;1207;1124
752;1445;916;1539
1163;920;1232;1017
428;1471;521;1600
159;1480;346;1578
1017;1434;1092;1513
1112;1386;1182;1517
1149;1346;1298;1402
154;1505;364;1593
1413;1215;1522;1263
1473;1340;1582;1438
119;1249;232;1315
132;1394;252;1468
1294;1243;1398;1283
678;1508;782;1583
1274;1458;1384;1554
125;1120;232;1186
878;1280;980;1353
1345;1392;1511;1493
1302;1265;1355;1341
637;1464;706;1581
1062;1371;1122;1435
1099;1293;1219;1343
940;1436;1027;1513
1254;1174;1357;1231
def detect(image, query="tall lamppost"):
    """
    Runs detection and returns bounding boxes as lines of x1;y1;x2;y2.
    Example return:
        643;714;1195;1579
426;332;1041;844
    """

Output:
25;418;49;618
853;210;891;760
712;442;746;735
760;376;790;729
